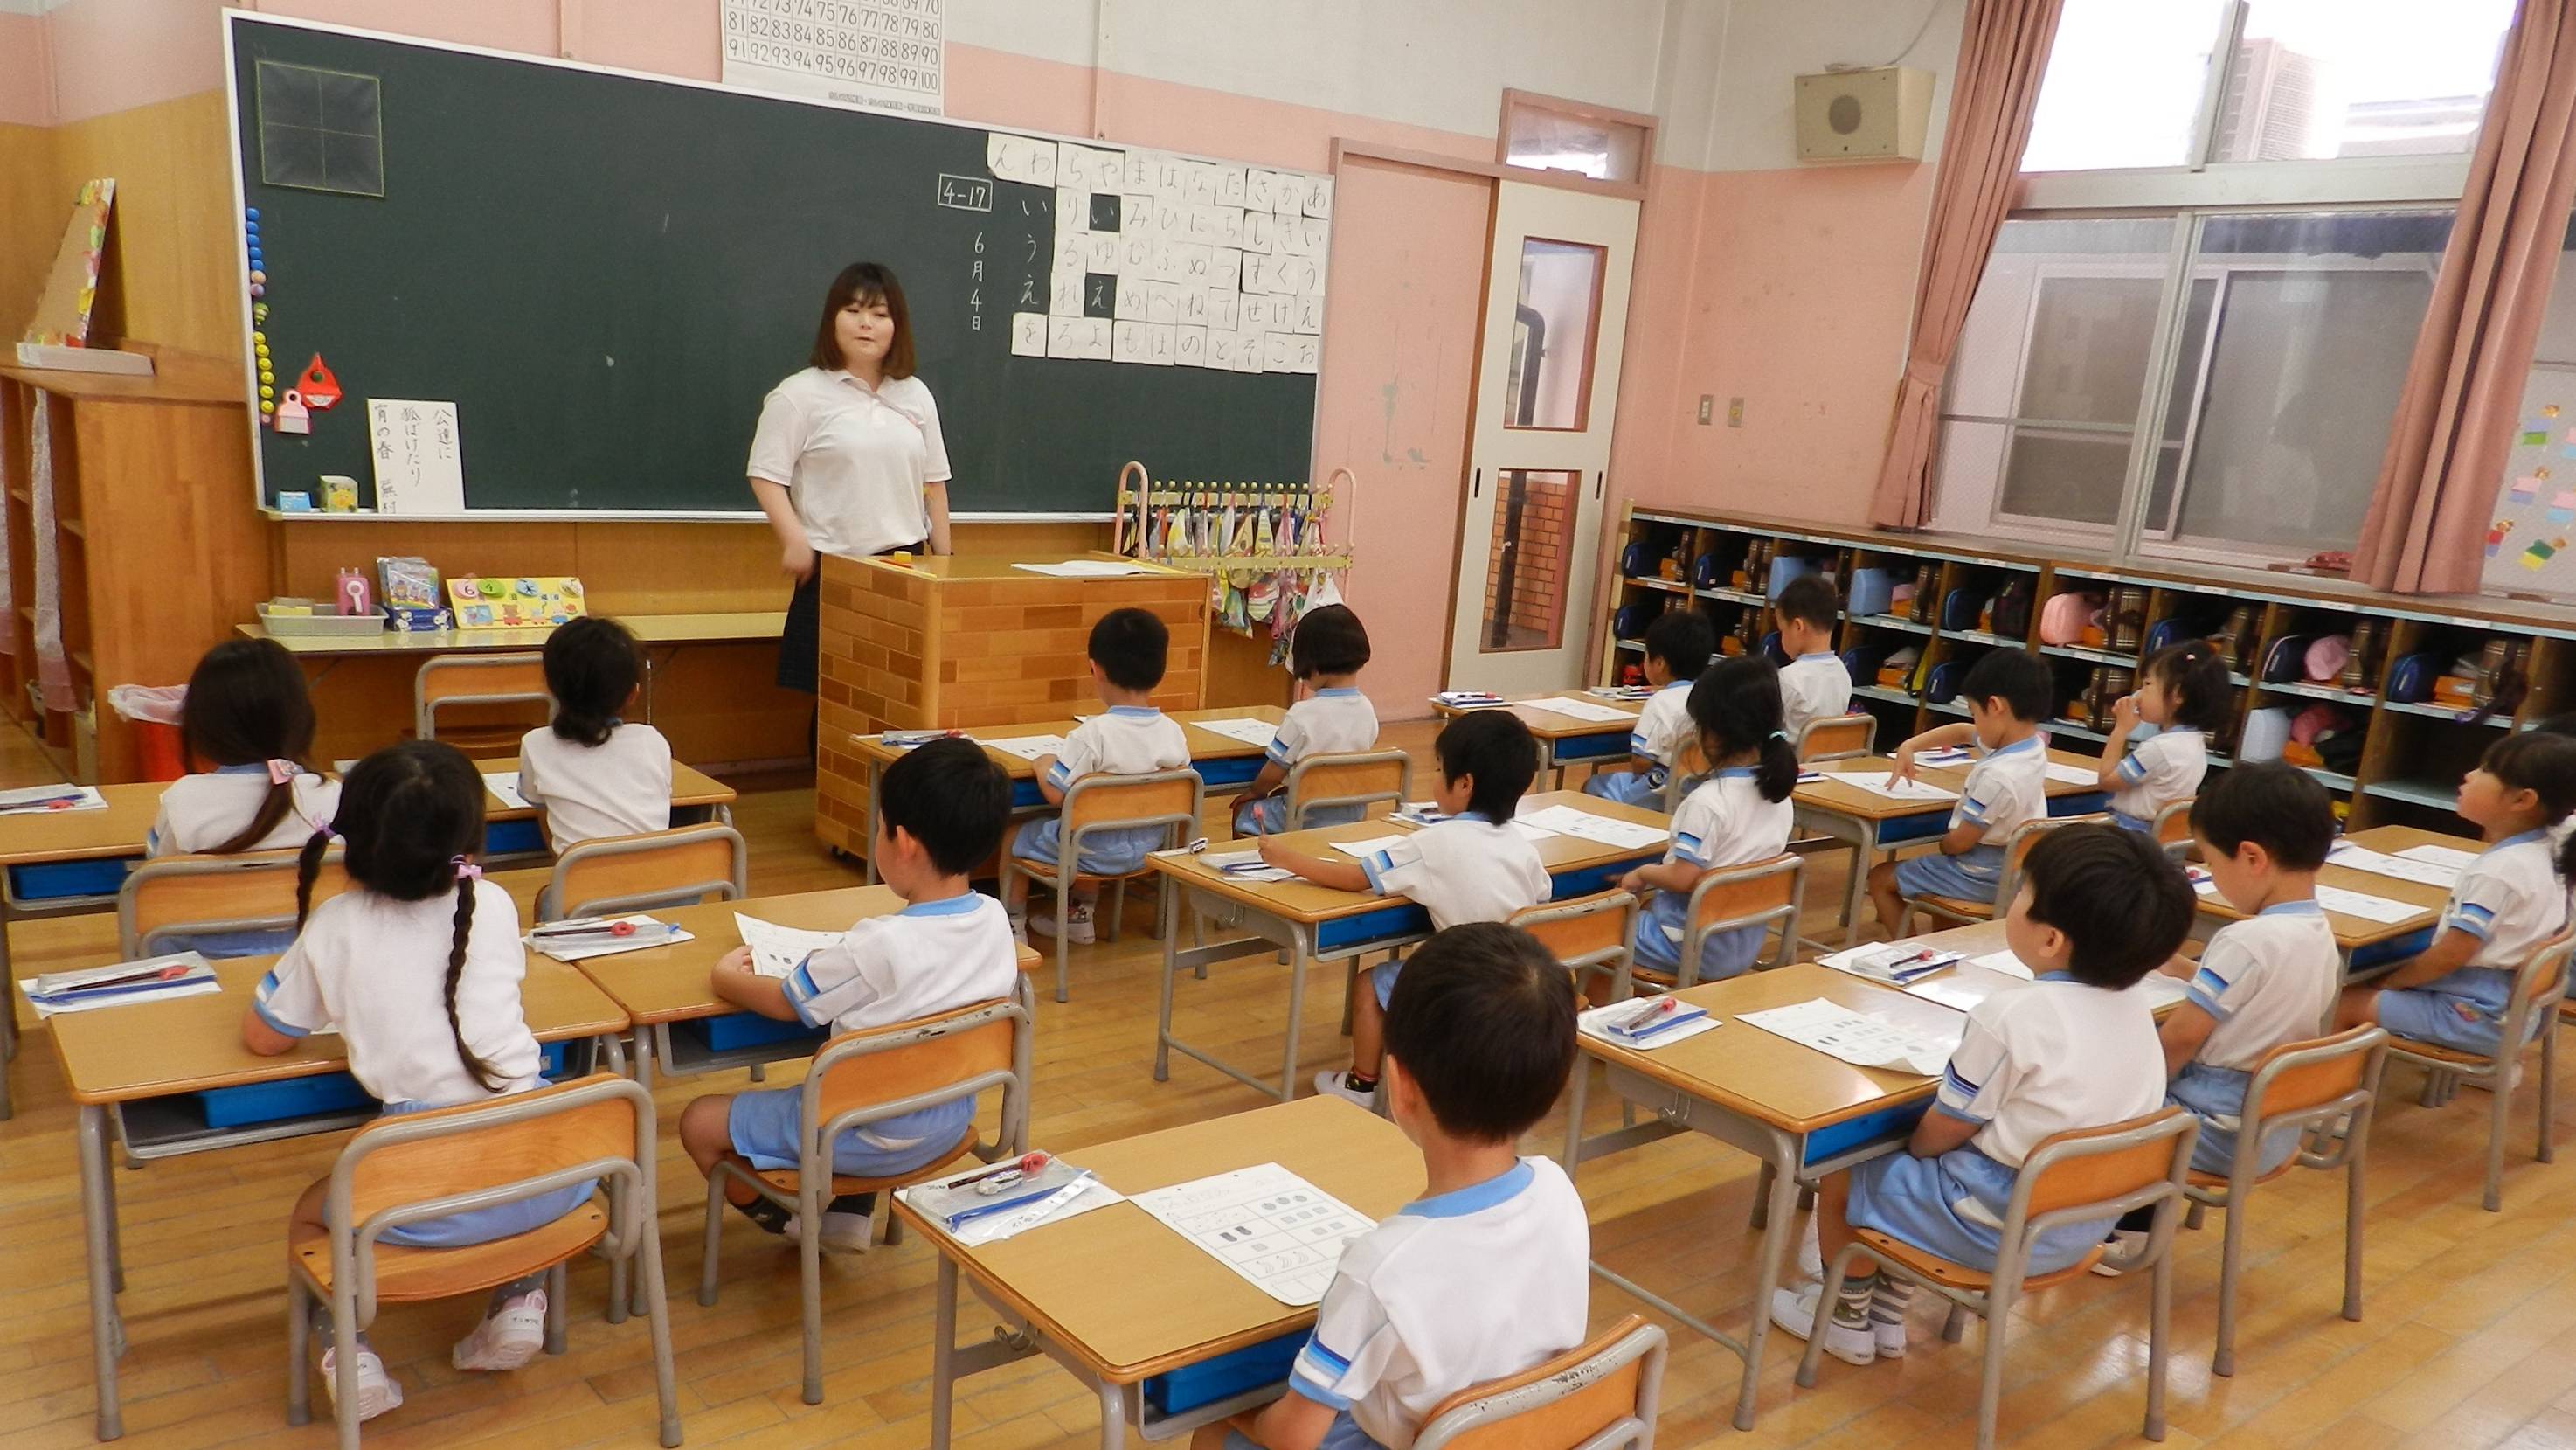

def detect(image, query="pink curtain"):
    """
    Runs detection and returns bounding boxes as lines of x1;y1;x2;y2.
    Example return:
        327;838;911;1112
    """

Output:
2353;0;2576;593
1867;0;2066;530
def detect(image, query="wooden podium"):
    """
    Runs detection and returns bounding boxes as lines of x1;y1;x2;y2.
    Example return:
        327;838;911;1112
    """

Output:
812;552;1211;856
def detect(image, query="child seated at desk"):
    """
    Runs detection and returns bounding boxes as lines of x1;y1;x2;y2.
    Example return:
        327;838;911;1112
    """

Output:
2099;762;2338;1265
1234;604;1380;834
1617;655;1796;983
1773;574;1853;744
1582;607;1712;808
1262;710;1550;1107
2095;641;2226;834
1774;825;2195;1366
1866;649;2053;933
241;741;577;1423
1198;923;1589;1450
1004;607;1192;946
516;616;673;855
151;635;341;873
682;737;1016;1252
2336;732;2576;1056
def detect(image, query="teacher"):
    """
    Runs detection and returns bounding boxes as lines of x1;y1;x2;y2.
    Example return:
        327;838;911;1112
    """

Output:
745;261;955;696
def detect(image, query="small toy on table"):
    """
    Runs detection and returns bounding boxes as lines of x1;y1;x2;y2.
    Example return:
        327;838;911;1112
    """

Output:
444;575;586;628
376;554;453;633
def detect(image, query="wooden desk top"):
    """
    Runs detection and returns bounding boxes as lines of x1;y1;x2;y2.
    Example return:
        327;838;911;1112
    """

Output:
2196;823;2456;949
241;611;786;656
567;885;1040;1025
847;705;1290;778
1428;696;1640;740
50;954;627;1106
893;1096;1420;1384
476;756;735;821
1147;790;1668;924
846;552;1195;584
1792;748;2105;822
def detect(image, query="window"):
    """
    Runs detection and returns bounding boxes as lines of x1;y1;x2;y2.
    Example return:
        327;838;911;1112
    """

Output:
1506;239;1605;430
1498;91;1650;188
2023;0;2231;172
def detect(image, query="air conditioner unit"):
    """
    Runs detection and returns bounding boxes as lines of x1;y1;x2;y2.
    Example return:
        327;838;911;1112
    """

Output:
1794;67;1933;163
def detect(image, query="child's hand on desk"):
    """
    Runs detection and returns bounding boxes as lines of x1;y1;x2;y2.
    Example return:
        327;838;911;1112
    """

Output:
714;945;754;976
1257;836;1288;868
1889;747;1919;785
1617;866;1647;895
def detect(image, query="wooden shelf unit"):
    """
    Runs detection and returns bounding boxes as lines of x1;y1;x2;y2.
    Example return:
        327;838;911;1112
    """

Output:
1596;504;2576;830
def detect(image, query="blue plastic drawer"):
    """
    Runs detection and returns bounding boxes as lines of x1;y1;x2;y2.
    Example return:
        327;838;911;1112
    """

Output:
1145;1329;1305;1417
1317;901;1428;952
2350;926;2435;975
1803;1101;1928;1167
198;1042;574;1129
2046;791;2109;817
483;819;545;856
1196;755;1263;789
1549;862;1638;902
1552;731;1631;763
1874;813;1950;847
1010;779;1045;808
10;856;135;902
701;1011;828;1052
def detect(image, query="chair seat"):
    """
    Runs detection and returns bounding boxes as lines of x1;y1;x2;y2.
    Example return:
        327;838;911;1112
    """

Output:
751;1126;980;1197
2385;1037;2509;1069
1913;895;1996;922
291;1201;607;1301
2185;1159;2300;1193
1856;1228;2102;1291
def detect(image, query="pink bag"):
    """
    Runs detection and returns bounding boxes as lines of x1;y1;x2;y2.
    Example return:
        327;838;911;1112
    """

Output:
2038;591;2102;646
2302;634;2351;683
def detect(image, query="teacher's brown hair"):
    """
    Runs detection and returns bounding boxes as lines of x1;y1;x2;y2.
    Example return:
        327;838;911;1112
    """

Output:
807;261;918;378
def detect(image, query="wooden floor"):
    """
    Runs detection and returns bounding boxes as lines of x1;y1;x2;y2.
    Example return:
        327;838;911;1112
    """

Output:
8;716;2576;1449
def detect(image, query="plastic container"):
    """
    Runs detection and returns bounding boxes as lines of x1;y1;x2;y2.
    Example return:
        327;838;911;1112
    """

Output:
107;683;189;782
1145;1329;1305;1416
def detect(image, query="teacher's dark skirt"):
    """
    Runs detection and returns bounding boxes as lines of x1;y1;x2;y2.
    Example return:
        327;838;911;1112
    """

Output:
778;572;821;694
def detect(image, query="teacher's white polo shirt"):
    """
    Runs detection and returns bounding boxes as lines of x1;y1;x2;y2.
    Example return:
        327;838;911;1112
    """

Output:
745;367;952;558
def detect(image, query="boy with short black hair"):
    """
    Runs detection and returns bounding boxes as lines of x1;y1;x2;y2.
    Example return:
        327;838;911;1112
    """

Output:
1262;710;1551;1105
1866;648;2053;933
1776;824;2193;1365
1200;923;1590;1450
1585;608;1714;807
1004;607;1193;943
1772;575;1852;743
682;736;1017;1252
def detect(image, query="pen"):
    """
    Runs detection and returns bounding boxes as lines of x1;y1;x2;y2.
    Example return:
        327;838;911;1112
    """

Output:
43;962;191;996
949;1151;1051;1190
1615;996;1678;1033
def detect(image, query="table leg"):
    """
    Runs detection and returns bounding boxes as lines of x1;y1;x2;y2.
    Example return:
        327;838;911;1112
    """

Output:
627;1030;659;1322
1843;821;1873;947
1097;1378;1127;1450
80;1104;122;1440
931;1255;959;1450
1734;1139;1802;1432
1154;883;1180;1083
1278;926;1312;1104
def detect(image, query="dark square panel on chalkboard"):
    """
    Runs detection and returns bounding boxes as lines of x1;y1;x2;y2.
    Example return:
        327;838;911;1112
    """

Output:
1089;193;1121;232
1084;274;1117;319
257;61;384;197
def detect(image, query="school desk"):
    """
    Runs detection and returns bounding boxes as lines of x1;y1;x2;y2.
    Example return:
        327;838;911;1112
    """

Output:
896;1095;1419;1450
48;953;627;1441
2198;823;2457;975
1427;695;1640;789
1790;746;2113;949
1150;791;1672;1102
839;704;1290;883
241;611;787;724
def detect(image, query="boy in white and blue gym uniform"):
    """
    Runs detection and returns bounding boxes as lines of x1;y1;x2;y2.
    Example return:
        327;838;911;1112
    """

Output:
1262;711;1550;1107
1774;826;2194;1366
1003;607;1194;945
1200;925;1589;1450
684;737;1019;1252
1235;605;1381;834
1583;609;1712;808
1867;649;2053;933
1772;574;1853;744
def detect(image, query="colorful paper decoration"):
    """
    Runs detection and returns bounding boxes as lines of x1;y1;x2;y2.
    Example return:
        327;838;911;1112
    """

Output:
2488;520;2517;557
21;179;116;349
297;354;342;409
443;576;588;628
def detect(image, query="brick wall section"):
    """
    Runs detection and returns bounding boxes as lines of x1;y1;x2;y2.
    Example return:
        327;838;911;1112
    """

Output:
1481;470;1575;646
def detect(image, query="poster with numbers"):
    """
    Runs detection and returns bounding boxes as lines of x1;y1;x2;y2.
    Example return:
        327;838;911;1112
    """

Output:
720;0;944;117
2481;363;2576;597
985;131;1330;374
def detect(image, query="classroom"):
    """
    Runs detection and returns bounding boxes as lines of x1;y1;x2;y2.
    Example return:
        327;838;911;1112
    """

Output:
3;0;2574;1446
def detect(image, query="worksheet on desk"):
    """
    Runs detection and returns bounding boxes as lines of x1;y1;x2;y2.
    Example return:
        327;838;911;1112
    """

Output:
1515;696;1639;725
979;734;1070;763
2043;761;2103;787
733;914;848;978
2314;884;2424;924
1735;999;1963;1076
1189;717;1280;749
2327;842;2463;889
1514;804;1671;850
482;771;531;810
1130;1162;1376;1307
1813;770;1959;803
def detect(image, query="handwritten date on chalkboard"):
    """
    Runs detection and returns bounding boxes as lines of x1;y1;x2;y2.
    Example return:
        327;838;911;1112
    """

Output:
935;174;993;212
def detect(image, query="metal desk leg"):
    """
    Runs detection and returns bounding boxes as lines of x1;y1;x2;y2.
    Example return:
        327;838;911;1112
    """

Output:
600;1032;633;1326
1098;1378;1127;1450
1734;1139;1803;1432
1278;925;1312;1104
1838;817;1874;947
1153;886;1181;1084
80;1104;122;1440
931;1255;959;1450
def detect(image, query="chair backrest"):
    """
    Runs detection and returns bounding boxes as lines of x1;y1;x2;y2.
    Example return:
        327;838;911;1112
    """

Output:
1659;737;1712;811
2150;798;2194;856
1992;814;2101;906
1796;712;1875;764
1062;768;1204;843
2244;1023;2388;1124
807;975;1036;1159
414;653;551;740
1685;853;1803;982
1509;890;1638;999
118;846;352;957
1413;1315;1667;1450
2514;932;2575;1010
2011;1107;2195;1230
1285;750;1409;828
541;823;749;921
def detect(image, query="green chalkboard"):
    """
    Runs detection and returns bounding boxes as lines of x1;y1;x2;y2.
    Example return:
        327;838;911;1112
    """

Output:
228;16;1320;517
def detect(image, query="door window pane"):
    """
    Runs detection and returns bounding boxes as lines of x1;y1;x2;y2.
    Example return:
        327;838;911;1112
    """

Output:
1506;239;1604;430
1501;97;1646;184
2023;0;2230;172
2217;0;2512;161
1480;468;1581;652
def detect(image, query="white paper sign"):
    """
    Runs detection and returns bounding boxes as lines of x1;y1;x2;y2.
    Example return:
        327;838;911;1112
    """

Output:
367;399;466;516
720;0;944;116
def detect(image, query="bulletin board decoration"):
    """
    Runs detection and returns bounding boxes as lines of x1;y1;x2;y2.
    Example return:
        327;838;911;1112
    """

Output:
1113;460;1351;656
2480;364;2576;598
21;179;115;348
444;576;588;628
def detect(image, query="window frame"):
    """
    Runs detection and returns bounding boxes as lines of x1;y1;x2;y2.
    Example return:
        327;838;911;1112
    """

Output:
1495;89;1654;201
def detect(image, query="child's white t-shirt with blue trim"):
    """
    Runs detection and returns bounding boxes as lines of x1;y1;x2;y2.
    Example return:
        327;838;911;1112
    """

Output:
1287;1157;1590;1449
1046;705;1191;791
517;721;674;856
1360;814;1549;930
779;892;1021;1035
1626;682;1693;772
2187;900;2339;1071
149;762;340;856
1643;768;1793;946
1950;735;2050;846
1266;688;1379;768
2431;831;2568;996
2108;726;2207;825
1934;975;2164;1172
1778;651;1855;741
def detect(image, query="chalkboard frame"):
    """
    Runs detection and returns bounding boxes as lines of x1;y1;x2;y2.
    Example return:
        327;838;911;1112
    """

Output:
219;10;1330;524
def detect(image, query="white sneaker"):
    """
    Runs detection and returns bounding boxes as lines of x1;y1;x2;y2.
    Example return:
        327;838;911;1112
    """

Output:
1030;901;1096;945
322;1346;403;1420
2462;1062;2526;1093
1007;912;1029;946
2090;1227;2150;1277
1870;1312;1908;1359
1769;1283;1876;1366
1312;1070;1378;1107
784;1208;876;1253
450;1289;547;1371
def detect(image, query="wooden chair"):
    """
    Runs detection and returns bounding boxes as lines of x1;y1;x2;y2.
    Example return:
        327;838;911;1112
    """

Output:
117;847;351;957
533;822;748;922
1511;889;1639;1008
414;653;551;756
1280;749;1409;829
1001;767;1204;1003
2181;1025;2388;1376
285;1072;676;1450
2150;799;2194;860
1798;1107;2199;1450
1896;815;2102;937
2385;932;2572;1211
1411;1314;1668;1449
700;979;1034;1405
1786;712;1874;950
1656;737;1710;812
1632;854;1803;991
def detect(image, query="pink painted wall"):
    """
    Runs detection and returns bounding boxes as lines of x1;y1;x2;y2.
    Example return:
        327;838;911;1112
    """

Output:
0;16;52;127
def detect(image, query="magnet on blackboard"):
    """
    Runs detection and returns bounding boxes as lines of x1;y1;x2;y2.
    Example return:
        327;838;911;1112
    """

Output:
296;355;343;410
274;389;312;435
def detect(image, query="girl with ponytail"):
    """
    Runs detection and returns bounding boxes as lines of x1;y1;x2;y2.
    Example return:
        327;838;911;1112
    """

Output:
2095;640;2228;832
243;740;585;1422
516;616;673;856
1617;656;1799;984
